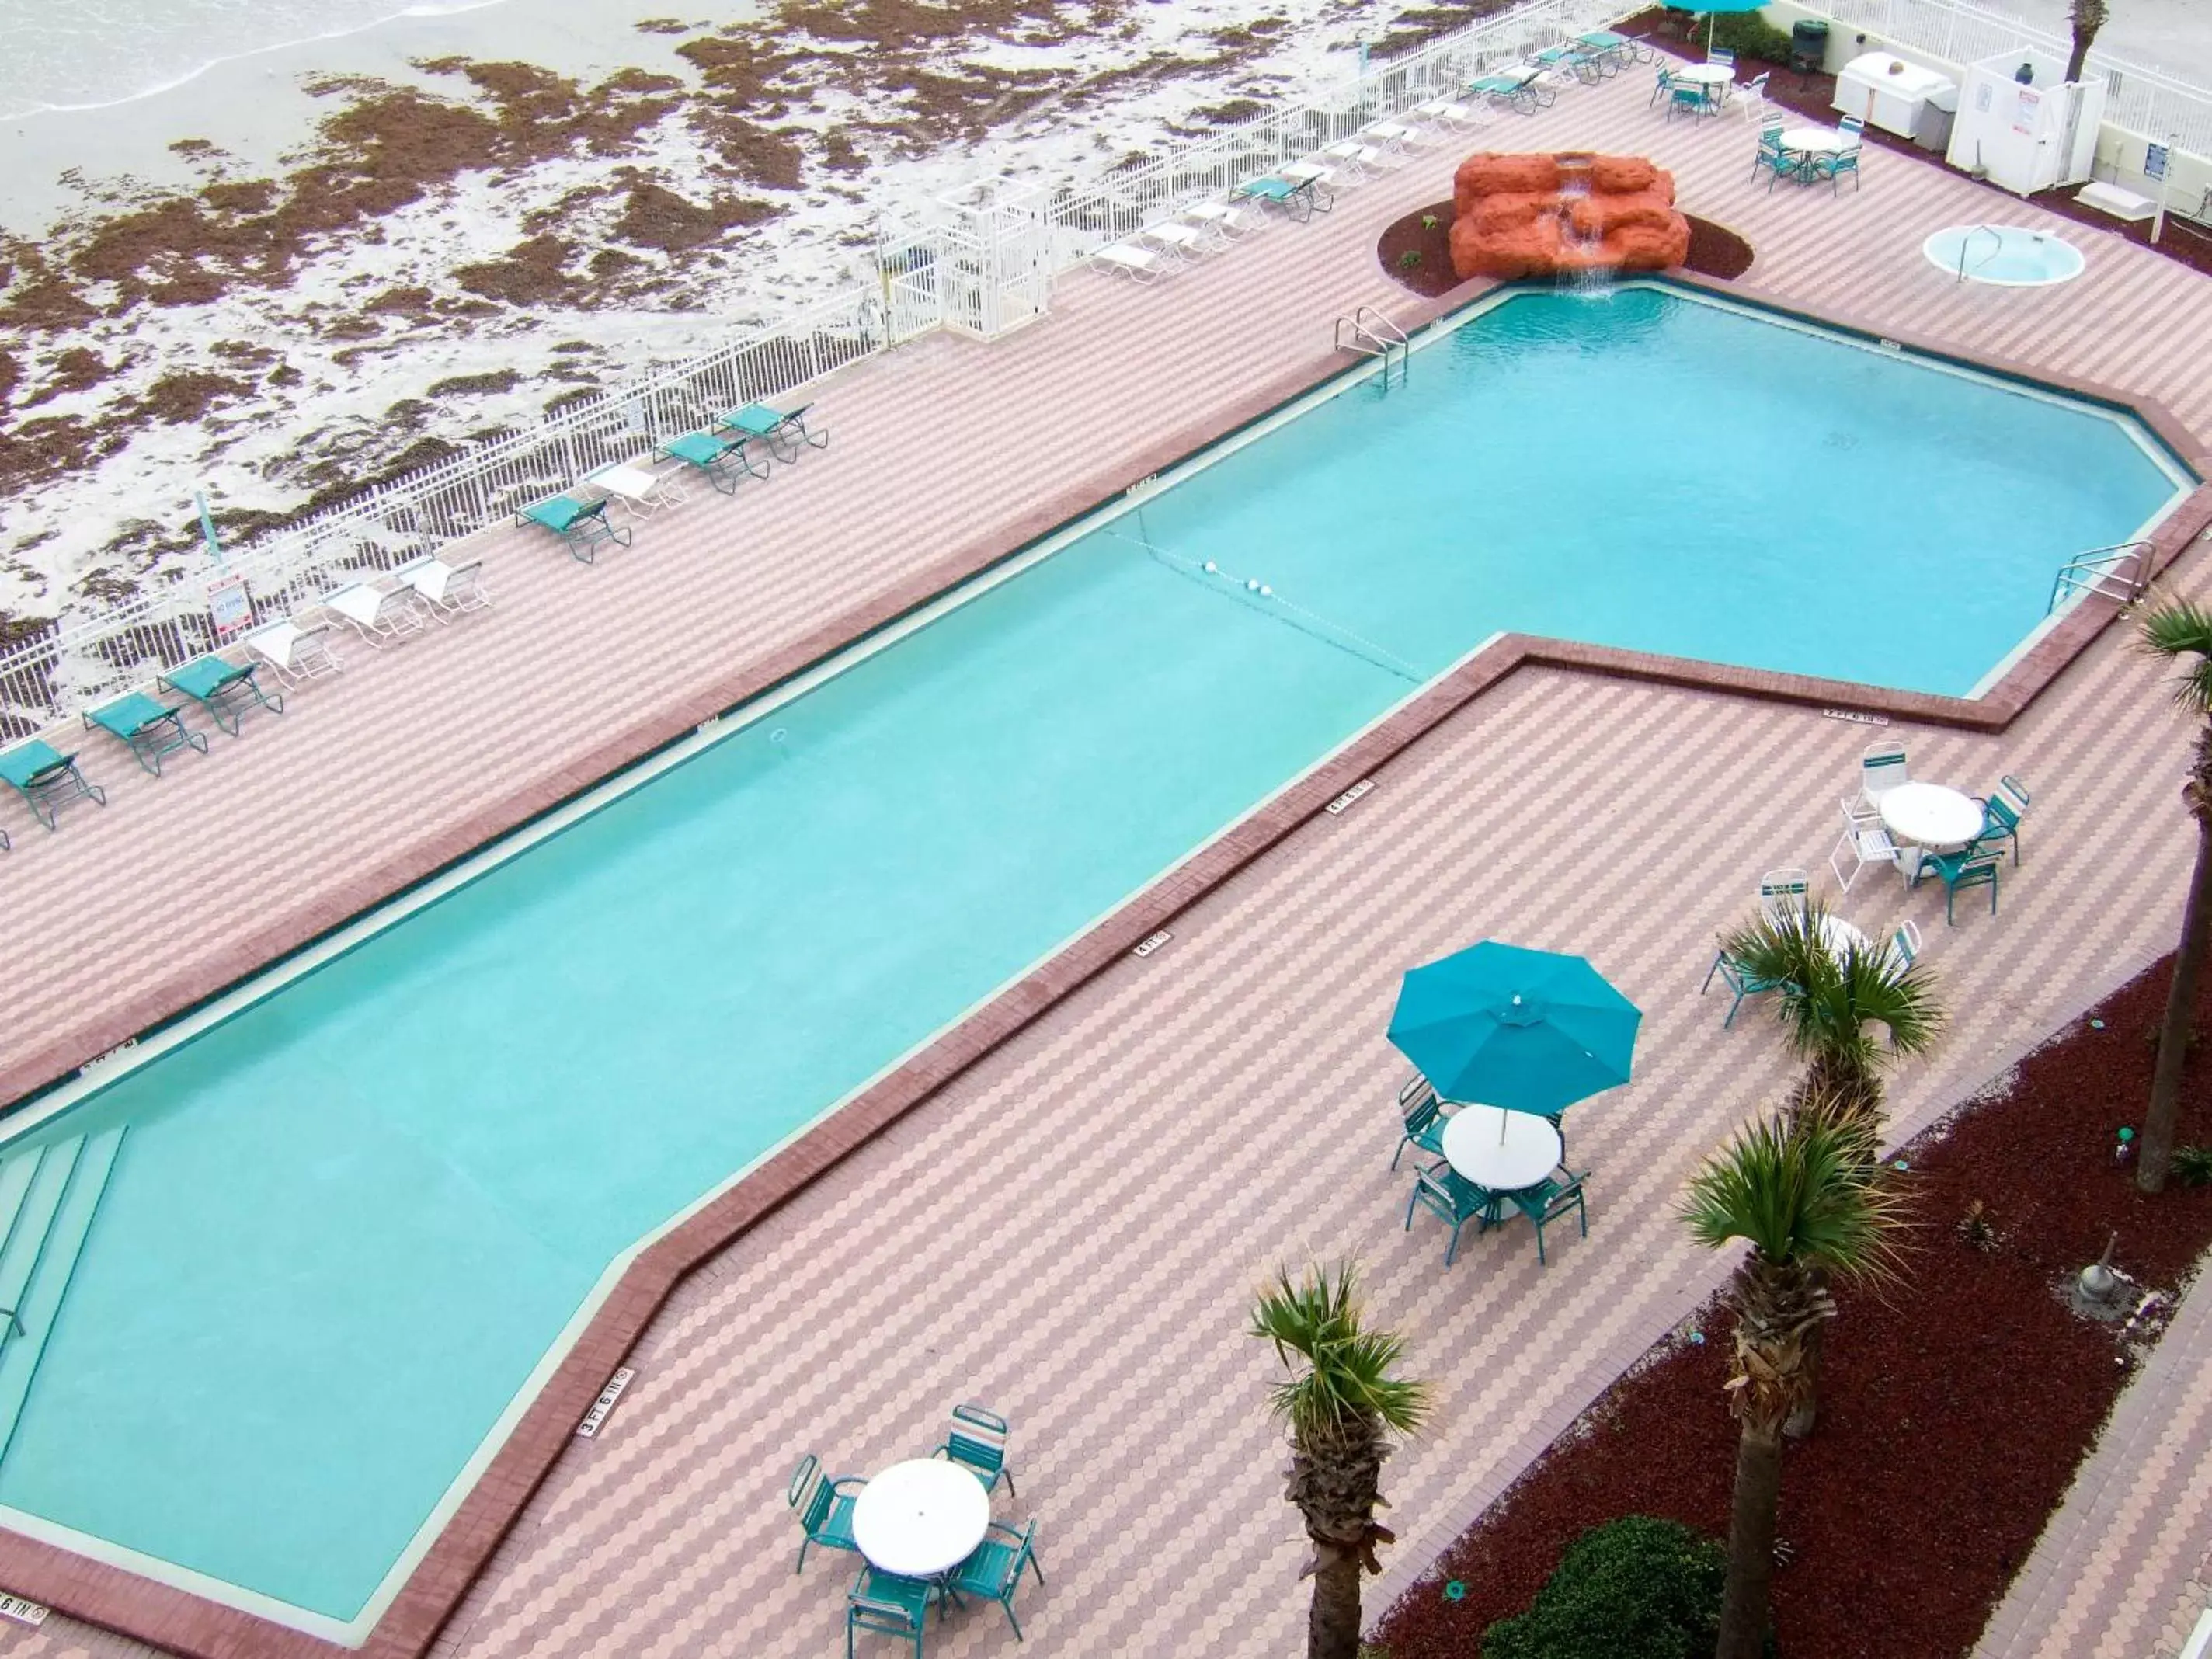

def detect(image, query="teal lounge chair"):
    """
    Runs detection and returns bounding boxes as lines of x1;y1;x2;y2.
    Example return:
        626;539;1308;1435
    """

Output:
659;430;767;494
517;494;631;562
159;655;283;736
715;402;829;464
1233;175;1327;222
85;692;207;776
0;739;106;830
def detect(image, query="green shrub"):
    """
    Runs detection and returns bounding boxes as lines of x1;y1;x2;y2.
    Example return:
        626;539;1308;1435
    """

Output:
1483;1516;1728;1659
1420;213;1441;229
1398;249;1424;270
2173;1144;2212;1186
1707;12;1797;65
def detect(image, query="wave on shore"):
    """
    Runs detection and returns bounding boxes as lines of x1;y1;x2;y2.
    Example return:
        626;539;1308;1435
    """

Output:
0;0;510;121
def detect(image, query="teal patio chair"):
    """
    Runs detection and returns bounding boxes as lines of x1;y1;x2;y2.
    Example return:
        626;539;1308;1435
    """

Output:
1512;1170;1589;1266
716;402;830;464
660;429;769;493
1701;948;1782;1028
0;739;106;831
948;1519;1045;1642
937;1402;1014;1497
1921;849;2000;924
1668;82;1715;120
1752;122;1792;187
1390;1071;1447;1171
85;691;207;776
517;494;631;562
1649;64;1675;106
1814;146;1862;193
159;655;283;736
847;1565;931;1658
789;1454;865;1573
1404;1162;1500;1267
1976;774;2029;864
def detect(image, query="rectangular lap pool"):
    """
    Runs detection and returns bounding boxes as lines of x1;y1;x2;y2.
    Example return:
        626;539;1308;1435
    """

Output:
0;281;2191;1636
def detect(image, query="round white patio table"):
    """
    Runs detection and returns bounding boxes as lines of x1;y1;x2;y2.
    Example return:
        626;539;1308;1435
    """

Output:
1674;62;1733;89
1879;782;1984;853
1780;125;1847;156
850;1459;990;1579
1442;1105;1564;1195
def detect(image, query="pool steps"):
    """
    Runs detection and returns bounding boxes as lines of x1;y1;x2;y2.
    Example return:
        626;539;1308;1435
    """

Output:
0;1127;128;1466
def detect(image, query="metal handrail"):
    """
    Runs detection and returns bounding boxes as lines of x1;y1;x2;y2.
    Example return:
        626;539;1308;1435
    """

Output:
1334;307;1410;382
2048;540;2155;611
1956;223;2004;283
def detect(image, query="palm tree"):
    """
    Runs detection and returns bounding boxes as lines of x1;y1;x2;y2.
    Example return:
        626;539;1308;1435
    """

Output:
2134;595;2212;1194
1720;902;1937;1437
1721;901;1944;1128
1250;1261;1430;1659
2064;0;2109;82
1680;1102;1907;1659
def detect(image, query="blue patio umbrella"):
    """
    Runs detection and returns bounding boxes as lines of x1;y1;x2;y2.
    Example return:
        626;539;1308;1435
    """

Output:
1387;941;1641;1118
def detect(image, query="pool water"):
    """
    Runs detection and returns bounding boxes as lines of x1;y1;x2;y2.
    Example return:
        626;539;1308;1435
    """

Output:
1;284;2187;1627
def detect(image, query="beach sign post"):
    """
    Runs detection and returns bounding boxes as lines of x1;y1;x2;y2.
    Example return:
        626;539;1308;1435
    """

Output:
197;489;253;639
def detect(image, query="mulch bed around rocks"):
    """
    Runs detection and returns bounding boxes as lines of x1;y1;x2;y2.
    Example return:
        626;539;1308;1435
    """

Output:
1375;952;2212;1659
1377;202;1751;297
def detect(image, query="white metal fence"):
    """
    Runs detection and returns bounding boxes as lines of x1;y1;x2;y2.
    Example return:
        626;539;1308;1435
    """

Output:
1;0;1630;733
1791;0;2212;154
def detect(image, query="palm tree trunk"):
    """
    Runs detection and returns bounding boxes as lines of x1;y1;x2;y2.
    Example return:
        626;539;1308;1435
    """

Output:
1307;1553;1364;1659
1783;1296;1824;1439
2141;813;2212;1191
1716;1421;1782;1659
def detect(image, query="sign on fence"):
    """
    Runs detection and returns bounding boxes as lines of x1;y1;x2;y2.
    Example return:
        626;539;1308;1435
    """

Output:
2146;141;2169;178
208;576;252;638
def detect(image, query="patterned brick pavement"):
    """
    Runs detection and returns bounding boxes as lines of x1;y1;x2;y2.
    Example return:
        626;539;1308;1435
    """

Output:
5;62;2212;1659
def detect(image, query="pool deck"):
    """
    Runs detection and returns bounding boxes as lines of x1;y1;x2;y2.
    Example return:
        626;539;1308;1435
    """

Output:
6;62;2212;1659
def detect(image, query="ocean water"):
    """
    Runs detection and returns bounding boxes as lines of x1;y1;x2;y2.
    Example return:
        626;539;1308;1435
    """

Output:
0;287;2186;1627
0;0;504;120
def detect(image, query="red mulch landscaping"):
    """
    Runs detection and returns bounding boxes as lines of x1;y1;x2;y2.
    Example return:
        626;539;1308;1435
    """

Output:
1376;203;1751;297
1376;953;2212;1659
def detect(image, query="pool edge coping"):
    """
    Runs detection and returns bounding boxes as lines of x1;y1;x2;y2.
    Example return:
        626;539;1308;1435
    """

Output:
2;273;2210;1659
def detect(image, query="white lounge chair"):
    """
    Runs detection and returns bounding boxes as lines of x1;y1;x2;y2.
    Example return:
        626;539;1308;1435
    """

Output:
323;579;425;649
1321;141;1385;179
586;460;690;515
1365;120;1433;151
393;555;490;624
1414;99;1490;130
1181;200;1254;245
1093;243;1167;282
1138;223;1205;263
243;619;340;685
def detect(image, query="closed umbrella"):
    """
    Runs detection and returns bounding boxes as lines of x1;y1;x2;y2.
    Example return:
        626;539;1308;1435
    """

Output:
1386;941;1641;1123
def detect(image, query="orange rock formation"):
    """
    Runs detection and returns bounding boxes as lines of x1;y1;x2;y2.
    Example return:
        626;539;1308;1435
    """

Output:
1449;151;1691;281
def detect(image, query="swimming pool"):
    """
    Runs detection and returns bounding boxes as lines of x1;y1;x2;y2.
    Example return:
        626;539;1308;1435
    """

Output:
0;283;2190;1632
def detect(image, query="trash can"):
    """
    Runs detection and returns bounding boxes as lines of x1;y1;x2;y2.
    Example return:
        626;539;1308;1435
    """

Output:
1912;78;1958;150
1790;19;1830;73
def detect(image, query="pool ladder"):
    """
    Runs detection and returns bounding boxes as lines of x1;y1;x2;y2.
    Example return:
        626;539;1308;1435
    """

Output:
1334;305;1409;384
1953;223;2005;283
2048;541;2155;613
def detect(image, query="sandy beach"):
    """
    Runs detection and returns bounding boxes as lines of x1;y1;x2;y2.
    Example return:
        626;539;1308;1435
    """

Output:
0;0;1476;624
